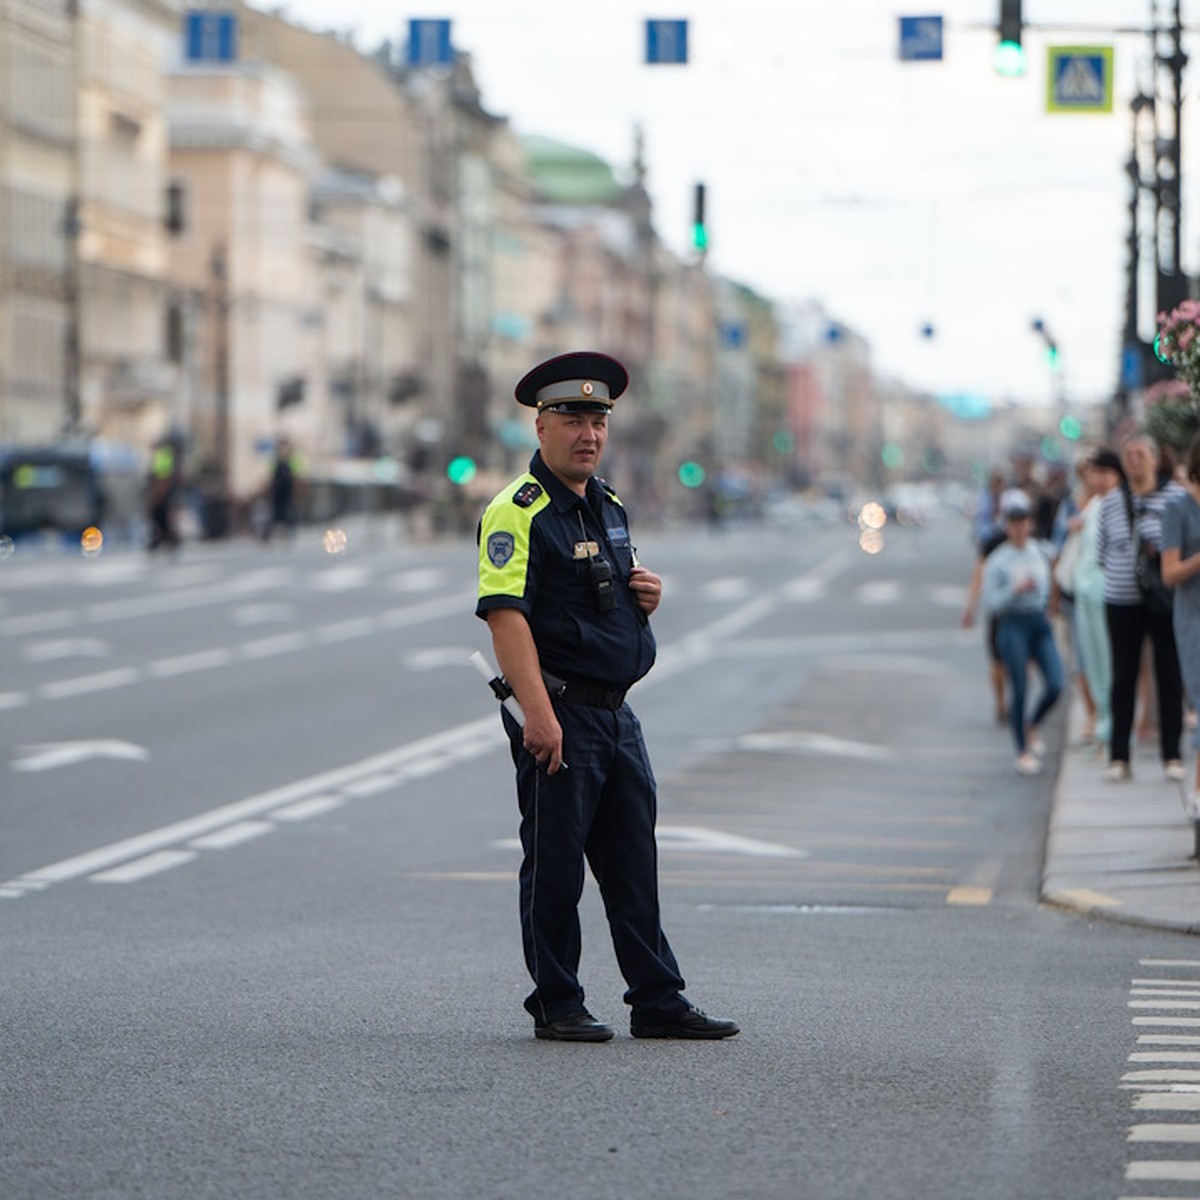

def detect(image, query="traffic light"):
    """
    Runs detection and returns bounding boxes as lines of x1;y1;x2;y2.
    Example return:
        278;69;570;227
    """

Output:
691;182;708;253
994;0;1025;77
446;456;477;485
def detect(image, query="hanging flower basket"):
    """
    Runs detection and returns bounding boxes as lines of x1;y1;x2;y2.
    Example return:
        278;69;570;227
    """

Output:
1149;302;1200;450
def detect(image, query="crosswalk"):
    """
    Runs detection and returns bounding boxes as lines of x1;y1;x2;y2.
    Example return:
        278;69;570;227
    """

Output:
1121;960;1200;1197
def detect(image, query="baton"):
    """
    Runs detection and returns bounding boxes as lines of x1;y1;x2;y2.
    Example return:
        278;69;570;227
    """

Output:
469;651;568;771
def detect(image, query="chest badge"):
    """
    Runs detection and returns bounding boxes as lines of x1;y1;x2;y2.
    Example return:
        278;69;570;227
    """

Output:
573;541;600;559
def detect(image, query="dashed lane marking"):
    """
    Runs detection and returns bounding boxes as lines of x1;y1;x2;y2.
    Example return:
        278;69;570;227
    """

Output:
0;715;502;899
945;886;993;906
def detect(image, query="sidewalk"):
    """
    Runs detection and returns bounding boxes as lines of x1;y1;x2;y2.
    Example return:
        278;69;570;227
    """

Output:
1042;712;1200;934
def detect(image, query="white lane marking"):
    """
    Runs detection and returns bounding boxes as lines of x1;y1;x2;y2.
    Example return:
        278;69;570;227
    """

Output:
735;730;894;761
314;617;378;644
38;668;141;700
654;826;806;859
90;850;197;884
311;565;370;591
1129;1124;1200;1142
1;715;501;896
84;568;292;623
231;602;294;626
929;585;965;607
24;637;110;662
701;577;753;601
1131;1001;1200;1010
239;632;309;659
492;825;805;860
1123;1080;1200;1089
858;580;902;605
0;611;75;636
1134;988;1200;997
378;591;470;629
1136;978;1200;986
1130;1053;1200;1063
1134;1094;1200;1110
188;821;273;851
1139;1036;1200;1045
341;774;404;797
1134;1018;1200;1026
0;692;29;710
1142;959;1200;968
390;567;445;593
148;648;234;678
1126;1161;1200;1181
270;796;344;822
13;740;149;773
780;577;826;602
406;647;476;671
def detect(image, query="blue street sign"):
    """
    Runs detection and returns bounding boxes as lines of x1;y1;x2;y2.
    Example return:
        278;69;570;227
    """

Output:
646;20;688;64
720;321;746;350
898;16;943;62
408;19;453;68
1047;46;1114;113
1121;343;1144;390
185;11;237;63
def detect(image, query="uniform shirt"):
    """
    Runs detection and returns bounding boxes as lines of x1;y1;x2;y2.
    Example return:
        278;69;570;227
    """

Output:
476;451;655;689
1096;480;1186;606
981;540;1052;617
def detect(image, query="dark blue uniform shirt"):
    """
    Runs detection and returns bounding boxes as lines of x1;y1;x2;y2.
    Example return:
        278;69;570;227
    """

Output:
476;451;655;688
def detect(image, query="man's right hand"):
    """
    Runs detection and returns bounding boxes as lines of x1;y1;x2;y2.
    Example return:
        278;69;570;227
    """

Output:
522;707;564;774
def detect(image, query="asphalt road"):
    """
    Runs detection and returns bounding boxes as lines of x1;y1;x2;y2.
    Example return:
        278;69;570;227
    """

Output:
2;508;1197;1199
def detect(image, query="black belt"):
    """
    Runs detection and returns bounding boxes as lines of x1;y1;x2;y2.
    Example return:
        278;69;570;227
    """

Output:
543;671;627;711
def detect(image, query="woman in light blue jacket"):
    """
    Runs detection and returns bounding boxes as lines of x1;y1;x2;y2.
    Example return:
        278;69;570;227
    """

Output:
983;490;1064;775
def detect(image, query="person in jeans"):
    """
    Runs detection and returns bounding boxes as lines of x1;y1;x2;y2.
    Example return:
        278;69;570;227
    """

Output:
1096;433;1187;782
982;489;1064;775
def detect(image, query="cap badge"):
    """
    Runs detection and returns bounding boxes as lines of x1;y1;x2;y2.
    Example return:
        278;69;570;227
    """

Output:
582;382;594;396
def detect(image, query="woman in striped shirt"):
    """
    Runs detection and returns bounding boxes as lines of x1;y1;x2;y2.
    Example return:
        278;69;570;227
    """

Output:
1095;434;1187;781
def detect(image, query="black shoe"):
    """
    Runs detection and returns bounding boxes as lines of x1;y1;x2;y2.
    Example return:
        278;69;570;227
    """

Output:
534;1010;614;1042
631;1005;739;1040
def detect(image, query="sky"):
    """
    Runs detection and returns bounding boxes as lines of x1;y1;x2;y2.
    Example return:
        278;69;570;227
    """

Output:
258;0;1195;413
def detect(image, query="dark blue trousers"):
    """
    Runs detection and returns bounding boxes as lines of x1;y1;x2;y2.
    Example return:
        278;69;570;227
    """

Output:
504;702;688;1026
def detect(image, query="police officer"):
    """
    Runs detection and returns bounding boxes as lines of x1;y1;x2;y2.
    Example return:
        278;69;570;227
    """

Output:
476;350;739;1043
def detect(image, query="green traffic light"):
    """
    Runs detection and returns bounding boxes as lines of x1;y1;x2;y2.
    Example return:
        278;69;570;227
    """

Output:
1046;345;1061;369
1059;415;1082;441
678;461;706;488
692;223;709;252
993;40;1025;77
446;456;477;485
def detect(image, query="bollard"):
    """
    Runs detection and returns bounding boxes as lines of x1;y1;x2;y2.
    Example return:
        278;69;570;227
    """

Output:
1193;819;1200;862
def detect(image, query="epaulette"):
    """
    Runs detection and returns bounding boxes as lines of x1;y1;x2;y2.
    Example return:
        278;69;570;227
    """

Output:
512;480;543;508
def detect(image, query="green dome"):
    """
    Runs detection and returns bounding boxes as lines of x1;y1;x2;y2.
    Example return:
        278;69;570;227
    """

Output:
520;135;621;205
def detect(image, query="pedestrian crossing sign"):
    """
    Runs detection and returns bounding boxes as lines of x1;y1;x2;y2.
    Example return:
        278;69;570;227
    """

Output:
1046;46;1114;113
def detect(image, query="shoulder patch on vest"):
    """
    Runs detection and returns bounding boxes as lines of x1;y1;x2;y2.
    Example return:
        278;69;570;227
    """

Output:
513;481;543;508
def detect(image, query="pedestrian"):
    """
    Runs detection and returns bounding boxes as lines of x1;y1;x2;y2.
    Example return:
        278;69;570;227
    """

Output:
261;437;303;543
1159;430;1200;810
960;507;1012;726
972;467;1007;548
981;489;1064;775
475;350;739;1043
146;437;181;554
1096;432;1187;782
1071;448;1124;755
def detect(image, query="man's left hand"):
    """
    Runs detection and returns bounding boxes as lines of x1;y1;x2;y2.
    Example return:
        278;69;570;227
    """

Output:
629;566;662;615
